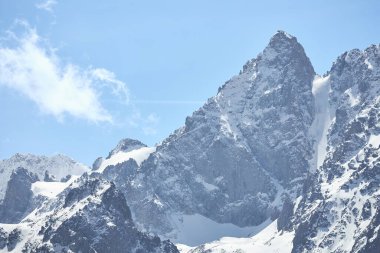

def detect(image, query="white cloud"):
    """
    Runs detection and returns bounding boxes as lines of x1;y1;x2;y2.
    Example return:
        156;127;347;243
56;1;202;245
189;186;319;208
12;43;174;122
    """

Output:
0;26;128;123
92;68;129;104
36;0;57;12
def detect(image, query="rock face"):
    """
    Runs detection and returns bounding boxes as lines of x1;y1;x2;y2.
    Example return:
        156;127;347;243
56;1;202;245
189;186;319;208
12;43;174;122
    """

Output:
92;157;104;170
288;44;380;253
0;168;39;223
170;42;380;253
110;31;316;238
104;34;380;252
0;173;179;253
0;153;89;200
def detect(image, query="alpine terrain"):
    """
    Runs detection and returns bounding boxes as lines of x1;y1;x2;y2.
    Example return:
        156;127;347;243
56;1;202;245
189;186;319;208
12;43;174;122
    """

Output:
1;31;380;253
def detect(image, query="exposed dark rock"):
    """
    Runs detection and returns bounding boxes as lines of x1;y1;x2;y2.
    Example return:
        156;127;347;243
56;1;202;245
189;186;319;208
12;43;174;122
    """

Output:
0;167;39;223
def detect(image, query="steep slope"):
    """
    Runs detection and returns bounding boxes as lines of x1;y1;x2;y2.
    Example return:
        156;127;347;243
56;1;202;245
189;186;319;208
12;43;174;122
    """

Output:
0;168;39;223
0;153;89;200
0;173;179;253
180;44;380;253
108;31;316;244
288;44;380;253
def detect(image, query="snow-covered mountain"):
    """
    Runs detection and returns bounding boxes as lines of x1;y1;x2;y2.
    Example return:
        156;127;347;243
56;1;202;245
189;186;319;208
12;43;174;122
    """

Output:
0;153;89;200
0;150;179;252
285;43;380;253
106;138;148;159
98;32;380;252
0;167;82;224
0;154;89;224
176;39;380;253
102;31;315;245
1;31;380;253
0;173;179;253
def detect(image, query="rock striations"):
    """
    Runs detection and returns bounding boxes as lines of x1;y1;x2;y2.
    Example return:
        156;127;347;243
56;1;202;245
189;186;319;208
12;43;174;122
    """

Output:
106;31;316;241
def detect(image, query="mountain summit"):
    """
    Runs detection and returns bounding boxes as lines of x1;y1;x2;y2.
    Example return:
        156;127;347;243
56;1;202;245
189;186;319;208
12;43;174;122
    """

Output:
101;31;317;245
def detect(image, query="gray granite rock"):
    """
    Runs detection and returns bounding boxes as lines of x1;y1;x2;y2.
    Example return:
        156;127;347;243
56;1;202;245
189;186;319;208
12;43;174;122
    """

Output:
0;167;39;223
112;31;316;237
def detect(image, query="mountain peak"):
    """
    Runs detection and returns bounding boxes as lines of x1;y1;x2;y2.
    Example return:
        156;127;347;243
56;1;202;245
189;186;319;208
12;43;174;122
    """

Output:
253;30;315;77
106;138;147;159
241;31;311;73
266;30;298;49
273;30;295;40
264;30;302;56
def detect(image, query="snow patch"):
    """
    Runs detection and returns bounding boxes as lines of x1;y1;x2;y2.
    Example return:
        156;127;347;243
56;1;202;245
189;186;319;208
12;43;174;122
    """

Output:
310;75;332;171
170;214;271;246
31;176;78;198
97;146;155;173
0;223;32;253
220;114;235;139
365;58;374;70
194;175;219;192
177;219;294;253
176;244;194;253
345;88;360;107
368;134;380;148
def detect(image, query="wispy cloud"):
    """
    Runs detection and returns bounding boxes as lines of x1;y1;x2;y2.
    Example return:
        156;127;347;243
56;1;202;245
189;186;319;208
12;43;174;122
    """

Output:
92;68;129;104
36;0;57;12
0;24;128;123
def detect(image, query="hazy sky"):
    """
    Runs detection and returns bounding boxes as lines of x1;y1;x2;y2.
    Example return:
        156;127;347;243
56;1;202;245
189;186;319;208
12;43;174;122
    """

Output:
1;0;379;165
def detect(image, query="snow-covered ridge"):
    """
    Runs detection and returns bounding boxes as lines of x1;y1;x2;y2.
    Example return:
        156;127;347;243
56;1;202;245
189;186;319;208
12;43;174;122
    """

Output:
31;175;80;198
177;220;294;253
96;146;156;173
0;174;179;253
169;214;271;246
106;138;147;158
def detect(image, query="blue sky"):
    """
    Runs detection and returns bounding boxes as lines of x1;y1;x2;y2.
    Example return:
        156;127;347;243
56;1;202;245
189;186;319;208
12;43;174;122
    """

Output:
0;0;379;165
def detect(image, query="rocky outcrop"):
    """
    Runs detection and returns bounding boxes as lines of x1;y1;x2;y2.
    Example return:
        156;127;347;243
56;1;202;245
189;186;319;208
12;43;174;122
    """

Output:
0;167;39;223
289;44;380;253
